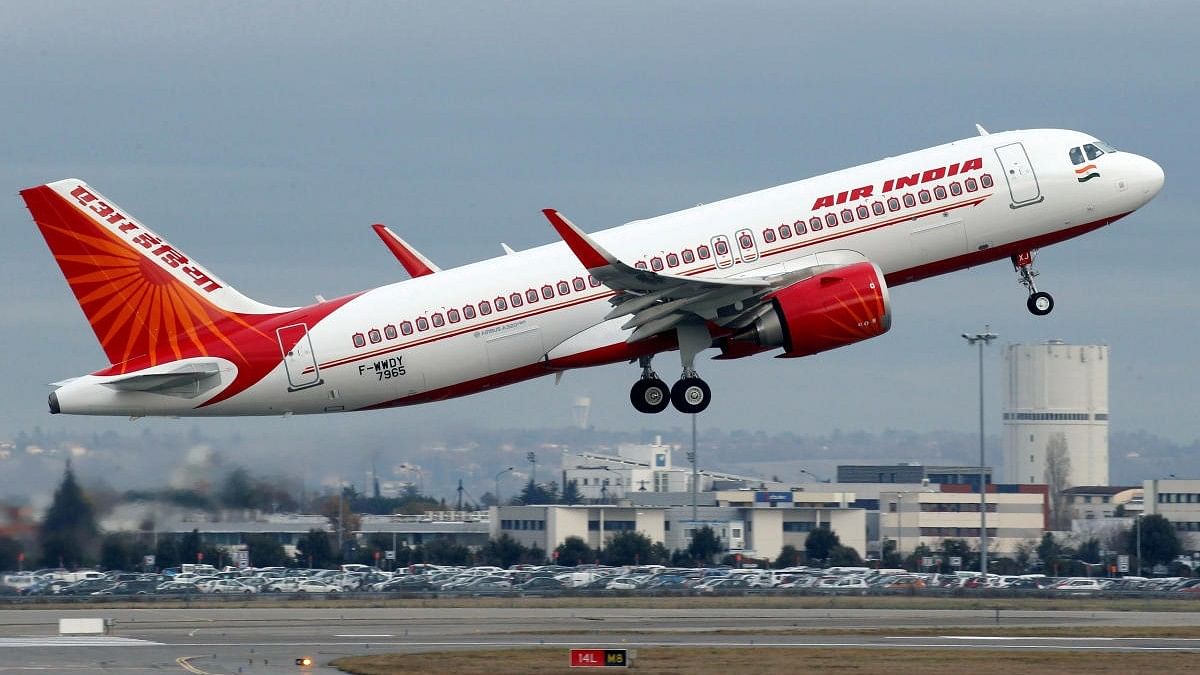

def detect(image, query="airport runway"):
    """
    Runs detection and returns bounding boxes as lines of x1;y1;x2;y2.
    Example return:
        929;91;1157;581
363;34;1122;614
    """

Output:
1;606;1199;673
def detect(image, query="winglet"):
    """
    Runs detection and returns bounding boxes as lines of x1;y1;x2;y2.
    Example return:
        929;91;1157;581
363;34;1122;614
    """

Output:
372;224;441;278
542;209;615;270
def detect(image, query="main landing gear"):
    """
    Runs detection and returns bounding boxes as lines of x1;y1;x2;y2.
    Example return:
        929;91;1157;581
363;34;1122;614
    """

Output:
1012;250;1054;316
630;323;714;414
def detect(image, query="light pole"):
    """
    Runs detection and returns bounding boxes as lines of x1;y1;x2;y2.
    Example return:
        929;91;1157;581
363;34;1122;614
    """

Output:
798;468;821;483
494;467;514;506
962;326;998;577
1136;513;1142;576
894;493;904;563
527;452;537;487
689;414;699;523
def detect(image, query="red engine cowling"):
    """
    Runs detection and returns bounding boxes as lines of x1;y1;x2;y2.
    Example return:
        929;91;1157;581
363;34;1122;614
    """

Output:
733;261;892;357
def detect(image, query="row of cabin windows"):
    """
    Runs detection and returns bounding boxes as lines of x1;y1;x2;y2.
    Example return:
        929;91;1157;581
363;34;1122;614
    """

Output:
352;274;602;347
760;175;994;243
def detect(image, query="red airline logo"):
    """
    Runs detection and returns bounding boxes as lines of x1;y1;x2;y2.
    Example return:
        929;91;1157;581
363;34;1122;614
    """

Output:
811;157;984;211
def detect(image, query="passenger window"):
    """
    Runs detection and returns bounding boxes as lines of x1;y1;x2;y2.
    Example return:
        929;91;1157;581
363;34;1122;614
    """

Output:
934;186;947;200
918;189;931;204
1084;143;1104;161
1069;147;1085;165
401;321;414;335
762;228;776;243
479;301;493;315
526;289;539;303
572;277;586;291
651;257;664;271
352;333;366;348
887;197;900;211
697;245;711;259
738;233;754;249
463;305;476;320
510;293;523;307
494;297;507;311
857;205;870;219
447;309;460;323
557;281;570;295
794;219;806;234
384;324;398;339
635;261;648;270
542;285;554;299
588;275;601;287
416;317;430;331
681;249;695;263
368;329;381;343
809;216;822;231
965;177;978;192
950;182;962;196
981;174;994;188
825;213;838;228
840;208;854;223
714;240;729;256
903;193;916;207
871;201;885;216
778;223;792;239
666;253;680;267
431;313;444;328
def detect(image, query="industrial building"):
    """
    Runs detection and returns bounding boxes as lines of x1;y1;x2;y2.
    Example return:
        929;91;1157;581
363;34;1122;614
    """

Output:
878;484;1048;556
1003;341;1110;487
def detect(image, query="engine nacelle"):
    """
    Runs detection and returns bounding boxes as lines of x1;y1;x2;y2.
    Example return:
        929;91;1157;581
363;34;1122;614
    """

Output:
734;261;891;357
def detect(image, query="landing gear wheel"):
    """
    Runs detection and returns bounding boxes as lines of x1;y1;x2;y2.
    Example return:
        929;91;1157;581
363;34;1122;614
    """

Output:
1027;291;1054;316
671;377;711;414
630;378;670;414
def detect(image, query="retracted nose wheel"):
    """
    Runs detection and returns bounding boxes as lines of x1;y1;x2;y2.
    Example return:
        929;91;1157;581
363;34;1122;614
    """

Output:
1027;291;1054;316
671;377;711;414
630;378;670;414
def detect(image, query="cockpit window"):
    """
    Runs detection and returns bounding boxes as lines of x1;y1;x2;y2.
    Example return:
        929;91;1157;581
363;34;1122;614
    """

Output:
1094;140;1118;153
1083;143;1104;161
1069;147;1085;165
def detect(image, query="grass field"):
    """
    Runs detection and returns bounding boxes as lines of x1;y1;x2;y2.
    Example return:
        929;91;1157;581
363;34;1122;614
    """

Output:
331;647;1200;675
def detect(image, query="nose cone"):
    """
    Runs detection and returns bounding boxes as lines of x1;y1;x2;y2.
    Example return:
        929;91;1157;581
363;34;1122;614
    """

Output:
1135;154;1165;200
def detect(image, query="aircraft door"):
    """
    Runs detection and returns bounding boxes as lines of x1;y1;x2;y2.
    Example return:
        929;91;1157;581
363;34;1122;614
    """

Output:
994;142;1044;207
277;323;323;391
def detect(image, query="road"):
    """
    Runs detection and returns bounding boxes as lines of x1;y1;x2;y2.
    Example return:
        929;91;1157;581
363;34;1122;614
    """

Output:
1;606;1198;673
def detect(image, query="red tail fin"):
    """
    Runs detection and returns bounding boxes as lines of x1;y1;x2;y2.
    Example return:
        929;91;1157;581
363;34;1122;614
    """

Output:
21;179;288;367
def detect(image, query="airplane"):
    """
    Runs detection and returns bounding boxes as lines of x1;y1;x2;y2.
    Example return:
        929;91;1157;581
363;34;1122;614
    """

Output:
21;126;1163;418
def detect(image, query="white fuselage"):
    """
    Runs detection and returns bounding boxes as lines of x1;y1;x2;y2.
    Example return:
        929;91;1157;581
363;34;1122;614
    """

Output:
52;128;1164;416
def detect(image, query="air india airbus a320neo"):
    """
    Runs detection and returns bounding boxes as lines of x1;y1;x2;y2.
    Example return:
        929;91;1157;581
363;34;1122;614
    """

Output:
22;127;1163;418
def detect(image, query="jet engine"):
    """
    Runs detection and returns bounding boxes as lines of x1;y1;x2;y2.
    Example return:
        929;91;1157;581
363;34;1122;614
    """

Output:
731;261;892;357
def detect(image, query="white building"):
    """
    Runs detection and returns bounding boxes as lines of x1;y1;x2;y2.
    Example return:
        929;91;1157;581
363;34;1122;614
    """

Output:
1143;478;1200;552
879;487;1048;556
561;437;751;501
1003;341;1109;487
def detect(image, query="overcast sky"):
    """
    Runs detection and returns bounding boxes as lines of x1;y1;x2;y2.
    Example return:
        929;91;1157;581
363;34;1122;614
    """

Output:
1;2;1195;452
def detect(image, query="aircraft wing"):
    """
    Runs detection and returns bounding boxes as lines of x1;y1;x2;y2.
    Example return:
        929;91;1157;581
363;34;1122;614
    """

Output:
543;209;776;342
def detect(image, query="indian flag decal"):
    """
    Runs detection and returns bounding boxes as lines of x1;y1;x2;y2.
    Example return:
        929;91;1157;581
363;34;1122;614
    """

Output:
1075;163;1100;182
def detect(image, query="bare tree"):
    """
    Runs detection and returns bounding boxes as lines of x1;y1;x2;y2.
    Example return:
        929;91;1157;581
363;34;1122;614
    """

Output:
1044;432;1072;530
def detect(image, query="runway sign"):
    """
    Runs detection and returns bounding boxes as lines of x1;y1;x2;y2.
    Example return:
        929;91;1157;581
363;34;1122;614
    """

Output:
570;648;628;667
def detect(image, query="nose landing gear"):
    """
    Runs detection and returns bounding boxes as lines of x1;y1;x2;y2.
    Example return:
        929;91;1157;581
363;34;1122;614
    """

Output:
1013;251;1054;316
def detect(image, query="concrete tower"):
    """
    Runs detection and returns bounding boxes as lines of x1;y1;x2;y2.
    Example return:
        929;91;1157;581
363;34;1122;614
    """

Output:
1003;341;1109;487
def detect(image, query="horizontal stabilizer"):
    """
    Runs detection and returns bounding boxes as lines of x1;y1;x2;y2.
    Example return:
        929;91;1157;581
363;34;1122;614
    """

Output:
102;362;222;398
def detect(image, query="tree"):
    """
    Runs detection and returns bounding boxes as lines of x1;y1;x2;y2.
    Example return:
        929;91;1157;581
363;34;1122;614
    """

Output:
828;544;862;566
218;467;256;509
1015;539;1037;572
479;534;527;568
243;534;289;568
880;539;903;569
1077;537;1102;564
940;538;976;571
688;526;723;564
554;536;593;566
1126;514;1182;567
99;532;149;570
39;462;99;568
773;544;802;569
905;543;935;572
518;480;558;505
1045;432;1072;530
804;527;840;563
295;529;338;568
601;531;654;566
419;538;471;565
0;535;23;570
560;480;582;505
648;542;670;565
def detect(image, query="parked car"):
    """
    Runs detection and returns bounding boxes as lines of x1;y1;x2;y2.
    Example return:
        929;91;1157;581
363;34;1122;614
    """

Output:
296;581;342;593
516;577;564;591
